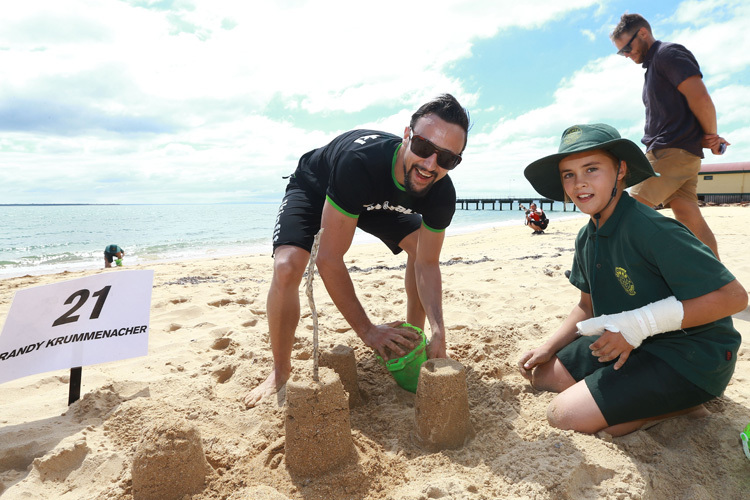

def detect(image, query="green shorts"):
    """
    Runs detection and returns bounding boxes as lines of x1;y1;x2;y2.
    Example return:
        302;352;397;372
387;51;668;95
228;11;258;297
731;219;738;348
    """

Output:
556;336;714;426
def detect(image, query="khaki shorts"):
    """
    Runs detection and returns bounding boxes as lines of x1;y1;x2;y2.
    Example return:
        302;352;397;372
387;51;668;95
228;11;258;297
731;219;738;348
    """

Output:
629;148;702;207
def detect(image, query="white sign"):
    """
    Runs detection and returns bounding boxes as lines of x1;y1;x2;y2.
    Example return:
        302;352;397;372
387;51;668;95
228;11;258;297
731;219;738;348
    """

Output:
0;270;154;384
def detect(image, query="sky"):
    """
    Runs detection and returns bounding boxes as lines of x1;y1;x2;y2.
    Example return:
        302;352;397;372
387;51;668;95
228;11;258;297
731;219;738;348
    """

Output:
1;0;748;204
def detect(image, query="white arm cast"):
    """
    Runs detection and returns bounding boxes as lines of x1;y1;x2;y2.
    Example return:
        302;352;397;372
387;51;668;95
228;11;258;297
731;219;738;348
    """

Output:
576;296;684;348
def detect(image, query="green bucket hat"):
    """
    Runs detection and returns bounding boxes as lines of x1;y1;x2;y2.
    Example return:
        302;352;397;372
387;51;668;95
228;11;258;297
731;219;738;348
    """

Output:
524;123;656;202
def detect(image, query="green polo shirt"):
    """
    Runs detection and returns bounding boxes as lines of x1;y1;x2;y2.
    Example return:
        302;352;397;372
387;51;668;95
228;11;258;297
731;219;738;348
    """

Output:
569;193;740;396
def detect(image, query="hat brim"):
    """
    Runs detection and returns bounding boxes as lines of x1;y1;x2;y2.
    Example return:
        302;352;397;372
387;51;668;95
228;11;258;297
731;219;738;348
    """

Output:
524;138;656;202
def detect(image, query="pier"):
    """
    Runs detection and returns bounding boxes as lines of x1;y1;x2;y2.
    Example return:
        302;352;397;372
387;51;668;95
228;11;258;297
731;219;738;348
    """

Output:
455;197;576;211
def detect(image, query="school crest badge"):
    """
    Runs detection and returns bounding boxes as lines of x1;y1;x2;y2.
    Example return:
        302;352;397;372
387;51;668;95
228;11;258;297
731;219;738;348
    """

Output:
615;267;636;296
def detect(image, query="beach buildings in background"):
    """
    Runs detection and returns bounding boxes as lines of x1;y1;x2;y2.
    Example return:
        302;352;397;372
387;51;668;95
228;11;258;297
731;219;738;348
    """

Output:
697;162;750;203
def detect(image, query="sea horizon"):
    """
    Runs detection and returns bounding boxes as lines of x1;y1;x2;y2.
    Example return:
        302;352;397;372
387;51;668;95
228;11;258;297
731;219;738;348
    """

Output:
1;202;583;279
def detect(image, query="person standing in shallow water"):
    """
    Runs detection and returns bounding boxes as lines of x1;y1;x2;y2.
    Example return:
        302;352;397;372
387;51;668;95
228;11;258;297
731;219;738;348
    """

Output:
518;123;747;437
244;94;470;408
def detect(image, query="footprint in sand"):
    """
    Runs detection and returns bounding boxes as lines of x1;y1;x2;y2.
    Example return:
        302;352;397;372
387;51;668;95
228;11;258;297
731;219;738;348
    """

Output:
211;338;232;350
33;438;90;482
211;365;236;384
564;464;617;497
208;298;233;307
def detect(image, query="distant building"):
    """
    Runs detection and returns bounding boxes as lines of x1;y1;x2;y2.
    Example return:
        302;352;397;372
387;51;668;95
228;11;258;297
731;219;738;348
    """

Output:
697;162;750;203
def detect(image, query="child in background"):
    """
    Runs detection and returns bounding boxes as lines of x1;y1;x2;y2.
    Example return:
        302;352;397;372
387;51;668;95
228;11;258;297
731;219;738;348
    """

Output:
104;244;125;268
518;124;747;436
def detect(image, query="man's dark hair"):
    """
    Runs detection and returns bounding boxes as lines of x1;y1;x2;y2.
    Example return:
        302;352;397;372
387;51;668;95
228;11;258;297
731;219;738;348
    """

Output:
410;93;470;151
610;13;652;41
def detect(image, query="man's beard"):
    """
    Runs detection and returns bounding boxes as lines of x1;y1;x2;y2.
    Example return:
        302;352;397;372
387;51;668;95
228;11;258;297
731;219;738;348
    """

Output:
403;162;435;198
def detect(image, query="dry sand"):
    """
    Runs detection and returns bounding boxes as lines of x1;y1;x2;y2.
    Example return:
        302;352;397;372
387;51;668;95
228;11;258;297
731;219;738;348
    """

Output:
1;206;749;499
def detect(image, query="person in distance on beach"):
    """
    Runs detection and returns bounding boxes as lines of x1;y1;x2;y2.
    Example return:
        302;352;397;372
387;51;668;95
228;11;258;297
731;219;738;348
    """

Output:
103;244;124;268
518;123;747;436
611;13;729;259
522;202;549;235
244;94;470;408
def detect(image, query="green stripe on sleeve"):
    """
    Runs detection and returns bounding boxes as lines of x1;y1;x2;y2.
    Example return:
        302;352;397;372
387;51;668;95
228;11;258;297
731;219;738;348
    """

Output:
326;195;359;219
422;221;445;233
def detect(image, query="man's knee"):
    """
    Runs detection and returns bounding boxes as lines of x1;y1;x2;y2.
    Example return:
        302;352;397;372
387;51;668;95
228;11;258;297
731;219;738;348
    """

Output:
272;248;308;288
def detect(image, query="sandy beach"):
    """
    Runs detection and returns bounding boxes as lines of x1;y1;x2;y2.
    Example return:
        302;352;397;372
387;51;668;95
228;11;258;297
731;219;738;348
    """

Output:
1;206;749;500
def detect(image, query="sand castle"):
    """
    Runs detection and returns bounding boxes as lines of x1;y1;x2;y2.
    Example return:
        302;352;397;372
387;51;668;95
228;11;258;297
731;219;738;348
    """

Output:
131;418;212;500
284;366;356;476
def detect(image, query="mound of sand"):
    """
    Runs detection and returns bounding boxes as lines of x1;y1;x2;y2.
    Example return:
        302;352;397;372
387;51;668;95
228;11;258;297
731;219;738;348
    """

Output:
1;207;749;499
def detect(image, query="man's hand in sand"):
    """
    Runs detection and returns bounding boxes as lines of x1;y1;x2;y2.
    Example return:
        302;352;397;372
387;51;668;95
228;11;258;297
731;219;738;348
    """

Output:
517;347;554;382
361;321;421;361
426;337;447;359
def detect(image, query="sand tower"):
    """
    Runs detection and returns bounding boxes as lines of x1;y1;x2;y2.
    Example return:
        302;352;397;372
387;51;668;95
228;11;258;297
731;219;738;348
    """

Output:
319;344;363;408
284;365;356;476
412;358;475;452
131;418;212;500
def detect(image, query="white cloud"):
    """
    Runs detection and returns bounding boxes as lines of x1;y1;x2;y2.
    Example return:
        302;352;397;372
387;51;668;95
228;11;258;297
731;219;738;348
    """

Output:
449;0;750;197
581;29;596;42
0;0;747;204
450;54;645;196
0;0;601;203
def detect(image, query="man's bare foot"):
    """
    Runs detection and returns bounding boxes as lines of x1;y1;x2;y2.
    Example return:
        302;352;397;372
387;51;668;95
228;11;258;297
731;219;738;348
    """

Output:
244;371;288;408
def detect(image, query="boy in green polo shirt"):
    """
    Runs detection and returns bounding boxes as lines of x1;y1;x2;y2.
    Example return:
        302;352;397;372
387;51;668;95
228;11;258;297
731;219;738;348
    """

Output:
518;123;747;436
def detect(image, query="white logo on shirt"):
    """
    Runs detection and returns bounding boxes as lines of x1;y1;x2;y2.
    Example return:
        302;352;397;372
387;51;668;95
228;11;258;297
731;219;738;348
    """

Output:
354;135;380;145
364;200;413;214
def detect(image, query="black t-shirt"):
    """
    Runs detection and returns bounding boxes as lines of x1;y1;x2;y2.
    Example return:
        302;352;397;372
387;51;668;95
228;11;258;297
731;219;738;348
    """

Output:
641;41;704;157
293;129;456;231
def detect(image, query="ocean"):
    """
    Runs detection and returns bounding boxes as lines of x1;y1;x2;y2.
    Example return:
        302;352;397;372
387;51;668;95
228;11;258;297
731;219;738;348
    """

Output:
0;202;583;279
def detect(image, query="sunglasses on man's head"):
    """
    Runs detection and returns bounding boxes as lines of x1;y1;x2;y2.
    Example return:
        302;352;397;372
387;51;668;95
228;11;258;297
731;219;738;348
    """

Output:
409;129;462;170
617;29;640;55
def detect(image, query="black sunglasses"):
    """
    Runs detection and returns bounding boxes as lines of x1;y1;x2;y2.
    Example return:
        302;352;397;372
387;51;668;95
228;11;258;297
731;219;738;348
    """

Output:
409;129;462;170
617;29;640;55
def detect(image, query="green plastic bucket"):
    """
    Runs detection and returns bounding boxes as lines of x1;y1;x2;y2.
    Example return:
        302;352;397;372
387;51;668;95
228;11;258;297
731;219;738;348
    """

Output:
115;259;123;266
376;323;427;393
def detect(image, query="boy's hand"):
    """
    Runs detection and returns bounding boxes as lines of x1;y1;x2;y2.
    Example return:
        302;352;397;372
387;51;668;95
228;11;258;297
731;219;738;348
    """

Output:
589;330;634;370
518;347;553;381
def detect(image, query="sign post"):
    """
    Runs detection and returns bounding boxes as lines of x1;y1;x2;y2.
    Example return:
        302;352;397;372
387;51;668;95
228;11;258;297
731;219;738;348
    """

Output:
69;367;82;405
0;270;154;402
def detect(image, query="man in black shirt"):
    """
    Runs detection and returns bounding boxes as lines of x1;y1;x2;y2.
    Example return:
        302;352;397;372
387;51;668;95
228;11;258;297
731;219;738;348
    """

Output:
245;94;470;407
